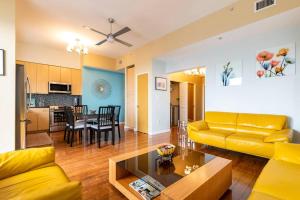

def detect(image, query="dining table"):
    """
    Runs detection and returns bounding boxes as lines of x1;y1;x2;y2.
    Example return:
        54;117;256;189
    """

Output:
73;112;116;147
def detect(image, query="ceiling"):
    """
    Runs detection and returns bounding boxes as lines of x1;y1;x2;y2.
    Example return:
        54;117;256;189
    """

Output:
158;7;300;73
16;0;237;58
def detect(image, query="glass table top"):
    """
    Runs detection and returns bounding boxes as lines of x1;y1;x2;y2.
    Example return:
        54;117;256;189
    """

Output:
116;145;215;188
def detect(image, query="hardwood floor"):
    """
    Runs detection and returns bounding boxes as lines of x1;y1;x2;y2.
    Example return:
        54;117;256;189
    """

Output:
51;127;268;200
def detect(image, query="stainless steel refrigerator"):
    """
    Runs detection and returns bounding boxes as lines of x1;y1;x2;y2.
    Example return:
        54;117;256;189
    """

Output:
15;64;31;149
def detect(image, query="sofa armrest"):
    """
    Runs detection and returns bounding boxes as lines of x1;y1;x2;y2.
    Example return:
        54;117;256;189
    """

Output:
0;147;55;180
273;143;300;165
264;129;293;143
187;120;209;132
17;181;82;200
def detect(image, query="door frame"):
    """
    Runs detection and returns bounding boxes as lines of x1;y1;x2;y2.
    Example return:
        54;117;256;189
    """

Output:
136;72;149;133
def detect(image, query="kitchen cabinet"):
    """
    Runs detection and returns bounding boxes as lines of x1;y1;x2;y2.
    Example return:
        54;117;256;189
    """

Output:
71;69;82;95
17;60;82;95
27;108;50;133
60;67;72;83
48;65;61;82
36;64;49;94
27;109;38;132
25;62;37;94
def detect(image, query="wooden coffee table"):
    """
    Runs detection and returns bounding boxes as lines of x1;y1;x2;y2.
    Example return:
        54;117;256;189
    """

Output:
109;143;232;200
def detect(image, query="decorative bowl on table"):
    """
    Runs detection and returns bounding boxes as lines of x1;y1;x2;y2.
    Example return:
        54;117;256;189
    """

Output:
156;144;176;157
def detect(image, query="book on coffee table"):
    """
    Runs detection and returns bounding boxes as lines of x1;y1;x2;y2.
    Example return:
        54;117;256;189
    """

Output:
129;175;164;200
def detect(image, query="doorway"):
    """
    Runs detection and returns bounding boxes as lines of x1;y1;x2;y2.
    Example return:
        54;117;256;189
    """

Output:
137;73;148;133
168;67;205;126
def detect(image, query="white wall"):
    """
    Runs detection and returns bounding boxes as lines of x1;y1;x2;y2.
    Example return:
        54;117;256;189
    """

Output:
16;42;80;68
161;8;300;142
150;60;170;134
0;0;16;153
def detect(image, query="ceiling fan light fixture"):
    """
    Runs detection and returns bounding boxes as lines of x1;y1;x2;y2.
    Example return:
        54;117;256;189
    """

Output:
107;35;114;43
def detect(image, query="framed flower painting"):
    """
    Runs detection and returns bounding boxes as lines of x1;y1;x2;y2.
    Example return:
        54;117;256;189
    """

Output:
256;44;296;78
217;60;242;86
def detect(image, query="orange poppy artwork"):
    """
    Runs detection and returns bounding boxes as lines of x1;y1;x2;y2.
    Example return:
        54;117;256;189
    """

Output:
256;44;296;78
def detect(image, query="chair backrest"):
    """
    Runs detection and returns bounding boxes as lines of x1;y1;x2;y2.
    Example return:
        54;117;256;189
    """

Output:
109;105;121;122
97;106;115;127
74;105;88;115
65;109;75;127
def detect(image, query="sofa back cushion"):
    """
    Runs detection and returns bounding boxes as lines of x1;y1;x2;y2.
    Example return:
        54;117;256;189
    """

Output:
236;113;287;136
205;112;238;132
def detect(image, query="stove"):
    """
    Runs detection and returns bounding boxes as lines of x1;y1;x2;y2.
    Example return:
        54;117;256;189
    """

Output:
49;106;72;132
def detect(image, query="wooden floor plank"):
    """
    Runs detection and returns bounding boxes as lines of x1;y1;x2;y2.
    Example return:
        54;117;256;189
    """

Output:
51;127;267;200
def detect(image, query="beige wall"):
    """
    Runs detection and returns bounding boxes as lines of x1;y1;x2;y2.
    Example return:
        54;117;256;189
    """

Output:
0;0;16;153
16;42;81;68
81;53;116;70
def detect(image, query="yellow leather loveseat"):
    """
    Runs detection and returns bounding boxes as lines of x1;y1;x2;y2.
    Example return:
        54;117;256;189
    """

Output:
188;112;293;158
0;147;81;200
248;143;300;200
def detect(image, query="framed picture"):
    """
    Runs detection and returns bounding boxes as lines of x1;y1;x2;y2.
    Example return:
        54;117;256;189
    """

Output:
0;49;4;76
155;77;167;91
256;43;296;78
216;60;242;86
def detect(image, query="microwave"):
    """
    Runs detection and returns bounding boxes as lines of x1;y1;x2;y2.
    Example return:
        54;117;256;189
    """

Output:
48;82;72;94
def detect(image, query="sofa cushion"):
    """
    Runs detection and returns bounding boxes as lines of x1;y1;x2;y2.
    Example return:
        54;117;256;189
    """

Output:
190;129;234;148
237;113;287;133
205;112;238;132
273;143;300;165
0;147;55;180
226;133;273;158
252;159;300;200
0;165;69;199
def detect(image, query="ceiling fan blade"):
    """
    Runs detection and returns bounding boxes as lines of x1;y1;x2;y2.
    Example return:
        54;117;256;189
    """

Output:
115;38;132;47
112;27;131;37
96;39;107;45
86;27;108;37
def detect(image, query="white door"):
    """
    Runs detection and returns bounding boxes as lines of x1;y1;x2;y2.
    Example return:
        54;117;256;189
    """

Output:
179;82;188;121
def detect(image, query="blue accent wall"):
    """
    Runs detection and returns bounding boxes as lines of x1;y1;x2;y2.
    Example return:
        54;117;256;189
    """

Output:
82;66;125;122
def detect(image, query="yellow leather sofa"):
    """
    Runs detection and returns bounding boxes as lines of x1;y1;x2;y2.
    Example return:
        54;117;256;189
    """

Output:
248;143;300;200
0;147;81;200
188;112;293;158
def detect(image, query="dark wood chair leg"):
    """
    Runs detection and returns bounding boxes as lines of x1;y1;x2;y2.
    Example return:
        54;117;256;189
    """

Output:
97;131;101;148
70;130;74;147
112;129;115;145
64;127;67;141
118;124;121;139
67;130;70;143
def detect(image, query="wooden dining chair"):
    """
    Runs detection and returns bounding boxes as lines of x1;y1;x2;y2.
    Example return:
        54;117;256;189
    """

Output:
65;109;89;147
74;105;88;119
109;105;121;139
90;106;115;148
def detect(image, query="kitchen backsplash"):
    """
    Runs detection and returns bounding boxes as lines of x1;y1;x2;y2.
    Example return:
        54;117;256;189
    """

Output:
31;94;82;107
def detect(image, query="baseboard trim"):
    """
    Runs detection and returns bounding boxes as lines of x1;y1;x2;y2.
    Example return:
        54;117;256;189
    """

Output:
149;129;171;135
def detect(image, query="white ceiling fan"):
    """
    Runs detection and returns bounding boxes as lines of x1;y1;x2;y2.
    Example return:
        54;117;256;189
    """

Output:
84;18;132;47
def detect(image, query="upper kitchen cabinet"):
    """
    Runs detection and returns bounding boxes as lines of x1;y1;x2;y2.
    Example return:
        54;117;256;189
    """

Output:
60;67;72;83
25;62;37;94
71;69;82;95
36;64;49;94
48;65;61;82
